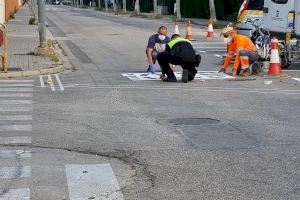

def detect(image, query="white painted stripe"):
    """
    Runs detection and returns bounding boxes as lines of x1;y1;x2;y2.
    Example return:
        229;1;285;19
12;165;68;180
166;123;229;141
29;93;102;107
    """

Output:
0;150;31;158
0;84;33;87
66;164;124;200
0;115;32;121
48;75;55;91
292;78;300;82
0;100;32;105
0;136;31;145
0;188;30;200
0;88;33;92
0;125;32;131
39;76;45;88
55;74;64;91
197;50;206;53
0;166;31;179
0;107;32;112
214;54;224;58
0;93;33;98
0;80;33;83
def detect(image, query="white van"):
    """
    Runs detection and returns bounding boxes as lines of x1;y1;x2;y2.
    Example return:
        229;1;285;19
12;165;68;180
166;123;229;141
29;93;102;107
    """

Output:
263;0;300;67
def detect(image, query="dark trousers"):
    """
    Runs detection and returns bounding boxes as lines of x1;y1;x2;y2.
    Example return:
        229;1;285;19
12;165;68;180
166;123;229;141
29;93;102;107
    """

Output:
157;52;197;78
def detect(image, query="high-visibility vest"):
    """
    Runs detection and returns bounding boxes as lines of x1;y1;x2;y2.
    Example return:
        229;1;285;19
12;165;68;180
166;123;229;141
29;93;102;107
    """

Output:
167;37;192;49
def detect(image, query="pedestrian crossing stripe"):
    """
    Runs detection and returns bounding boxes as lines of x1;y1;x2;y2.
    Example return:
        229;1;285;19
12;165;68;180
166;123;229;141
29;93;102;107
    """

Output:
122;71;234;81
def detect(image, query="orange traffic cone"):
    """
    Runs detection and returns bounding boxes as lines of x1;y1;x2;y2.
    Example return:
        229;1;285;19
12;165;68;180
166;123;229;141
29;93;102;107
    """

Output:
207;18;214;39
185;20;192;40
268;37;282;75
174;21;180;35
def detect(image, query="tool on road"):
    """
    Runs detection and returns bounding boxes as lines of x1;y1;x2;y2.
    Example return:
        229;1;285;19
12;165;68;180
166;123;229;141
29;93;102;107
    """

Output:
185;20;192;40
0;23;8;73
207;18;214;39
174;21;180;35
268;37;282;76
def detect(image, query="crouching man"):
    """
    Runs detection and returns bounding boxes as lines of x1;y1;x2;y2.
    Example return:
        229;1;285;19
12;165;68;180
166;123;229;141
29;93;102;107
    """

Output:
157;34;201;83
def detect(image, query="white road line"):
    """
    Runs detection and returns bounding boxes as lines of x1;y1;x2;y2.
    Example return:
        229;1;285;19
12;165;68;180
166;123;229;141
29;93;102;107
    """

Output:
0;150;31;158
292;78;300;82
0;80;33;83
0;136;31;145
48;75;55;91
0;84;33;87
0;100;32;105
0;166;31;179
0;93;33;98
214;54;224;58
197;50;206;53
0;115;32;121
66;164;124;200
0;188;30;200
0;88;33;92
55;74;64;91
39;76;45;88
0;125;32;132
0;106;32;112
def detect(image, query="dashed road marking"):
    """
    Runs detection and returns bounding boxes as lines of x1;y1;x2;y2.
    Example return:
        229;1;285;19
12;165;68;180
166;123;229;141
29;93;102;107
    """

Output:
0;88;33;92
55;74;64;91
48;75;55;91
0;136;31;145
39;75;45;88
0;166;31;179
0;93;33;98
0;106;32;112
0;125;32;132
39;74;64;92
0;188;30;200
0;100;32;105
0;115;32;121
0;80;33;83
66;164;124;200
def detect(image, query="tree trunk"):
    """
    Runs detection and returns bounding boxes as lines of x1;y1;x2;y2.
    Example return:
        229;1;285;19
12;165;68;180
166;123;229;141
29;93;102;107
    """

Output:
176;0;181;20
105;0;108;11
98;0;101;9
209;0;217;22
135;0;140;15
113;0;116;12
122;0;126;13
153;0;158;16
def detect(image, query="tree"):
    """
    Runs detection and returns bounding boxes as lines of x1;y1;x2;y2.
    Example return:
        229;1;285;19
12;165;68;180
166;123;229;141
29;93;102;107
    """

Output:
123;0;126;13
209;0;217;22
153;0;158;16
176;0;181;20
98;0;101;9
135;0;140;15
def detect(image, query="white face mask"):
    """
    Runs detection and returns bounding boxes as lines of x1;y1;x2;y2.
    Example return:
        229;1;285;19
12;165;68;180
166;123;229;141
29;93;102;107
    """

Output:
158;34;166;41
223;37;232;44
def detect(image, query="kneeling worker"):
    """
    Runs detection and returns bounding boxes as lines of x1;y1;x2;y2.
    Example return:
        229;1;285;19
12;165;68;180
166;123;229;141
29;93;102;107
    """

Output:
219;26;259;76
157;34;201;83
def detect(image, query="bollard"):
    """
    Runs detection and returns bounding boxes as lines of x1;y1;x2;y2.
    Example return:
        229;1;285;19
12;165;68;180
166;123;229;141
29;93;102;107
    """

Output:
0;23;8;73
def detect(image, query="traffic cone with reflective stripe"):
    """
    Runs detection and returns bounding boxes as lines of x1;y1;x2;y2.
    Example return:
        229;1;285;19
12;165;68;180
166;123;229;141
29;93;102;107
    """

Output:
174;21;180;35
185;20;192;40
268;37;282;75
207;18;214;39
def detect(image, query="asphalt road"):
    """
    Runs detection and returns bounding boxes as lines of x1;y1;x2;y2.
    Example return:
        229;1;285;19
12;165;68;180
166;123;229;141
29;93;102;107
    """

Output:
1;5;300;200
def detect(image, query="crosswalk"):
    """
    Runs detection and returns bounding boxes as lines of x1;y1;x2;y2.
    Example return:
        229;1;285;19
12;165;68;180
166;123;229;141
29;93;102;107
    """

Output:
0;79;33;200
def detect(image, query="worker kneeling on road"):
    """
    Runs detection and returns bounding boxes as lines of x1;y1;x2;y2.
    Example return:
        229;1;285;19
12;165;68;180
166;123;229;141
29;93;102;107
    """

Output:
157;34;201;83
219;26;259;77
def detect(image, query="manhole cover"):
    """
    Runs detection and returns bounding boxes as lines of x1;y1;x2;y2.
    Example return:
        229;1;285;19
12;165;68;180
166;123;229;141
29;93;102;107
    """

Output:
169;118;220;126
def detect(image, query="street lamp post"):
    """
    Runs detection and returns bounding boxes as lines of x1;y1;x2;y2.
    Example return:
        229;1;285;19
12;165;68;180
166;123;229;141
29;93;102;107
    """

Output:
38;0;46;48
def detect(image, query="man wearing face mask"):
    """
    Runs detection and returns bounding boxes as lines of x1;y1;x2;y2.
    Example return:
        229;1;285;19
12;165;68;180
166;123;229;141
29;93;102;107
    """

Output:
219;26;259;76
146;26;171;74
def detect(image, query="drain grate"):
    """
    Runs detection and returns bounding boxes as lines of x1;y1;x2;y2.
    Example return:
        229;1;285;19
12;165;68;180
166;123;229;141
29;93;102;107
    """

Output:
169;118;220;126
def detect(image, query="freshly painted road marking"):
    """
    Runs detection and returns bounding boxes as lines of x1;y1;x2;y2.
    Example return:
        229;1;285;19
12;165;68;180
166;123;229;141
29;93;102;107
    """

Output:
0;88;33;92
0;166;31;179
0;115;32;121
39;76;45;88
0;93;33;98
214;54;224;58
0;80;33;83
66;164;124;200
0;136;31;145
0;100;32;105
55;74;64;91
48;75;55;91
0;106;32;112
0;150;31;158
0;125;32;131
292;78;300;82
0;188;30;200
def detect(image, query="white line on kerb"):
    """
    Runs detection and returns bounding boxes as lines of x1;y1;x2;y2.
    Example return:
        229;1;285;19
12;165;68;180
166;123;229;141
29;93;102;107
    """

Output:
48;75;55;91
0;166;31;179
0;150;31;158
66;164;124;200
0;136;31;144
55;74;64;91
39;76;45;88
0;125;32;131
0;188;30;200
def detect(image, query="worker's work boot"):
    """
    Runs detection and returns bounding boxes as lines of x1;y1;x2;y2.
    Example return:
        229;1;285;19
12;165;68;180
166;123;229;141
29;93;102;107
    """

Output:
182;69;189;83
163;76;177;82
188;71;196;81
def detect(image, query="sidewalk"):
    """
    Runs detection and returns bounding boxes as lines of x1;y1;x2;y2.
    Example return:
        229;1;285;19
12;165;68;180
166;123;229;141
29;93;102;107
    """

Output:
0;5;63;78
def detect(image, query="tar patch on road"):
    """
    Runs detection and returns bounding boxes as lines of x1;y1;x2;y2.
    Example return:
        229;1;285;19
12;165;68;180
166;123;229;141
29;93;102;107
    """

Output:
170;118;260;151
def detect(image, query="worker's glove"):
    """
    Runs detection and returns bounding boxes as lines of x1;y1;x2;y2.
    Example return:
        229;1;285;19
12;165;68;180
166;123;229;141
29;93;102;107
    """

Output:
148;64;156;74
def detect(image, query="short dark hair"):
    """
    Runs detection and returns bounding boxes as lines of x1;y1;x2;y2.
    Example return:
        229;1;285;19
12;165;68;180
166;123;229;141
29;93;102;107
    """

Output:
158;26;167;32
171;34;180;39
